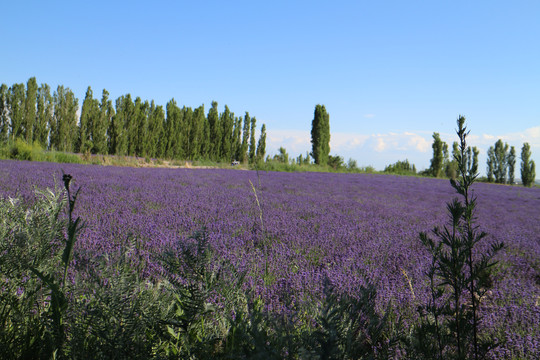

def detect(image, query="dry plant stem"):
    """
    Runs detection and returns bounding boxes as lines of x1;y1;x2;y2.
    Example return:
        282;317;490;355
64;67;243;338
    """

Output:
249;179;269;282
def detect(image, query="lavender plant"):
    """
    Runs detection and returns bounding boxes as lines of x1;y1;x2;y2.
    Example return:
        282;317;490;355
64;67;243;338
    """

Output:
0;153;538;357
414;116;505;360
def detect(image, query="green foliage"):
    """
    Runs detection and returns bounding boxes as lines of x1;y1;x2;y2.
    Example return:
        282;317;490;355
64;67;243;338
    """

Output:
493;139;509;184
311;104;331;166
248;116;257;164
273;146;290;163
384;159;417;175
35;83;53;148
520;142;536;187
0;174;82;358
51;85;79;152
6;138;46;161
256;124;267;163
8;83;26;141
94;89;114;155
208;101;222;159
486;146;495;182
429;132;446;177
2;77;267;166
414;116;504;360
327;154;344;170
77;87;99;154
306;278;399;359
507;146;516;184
0;84;9;143
24;77;38;143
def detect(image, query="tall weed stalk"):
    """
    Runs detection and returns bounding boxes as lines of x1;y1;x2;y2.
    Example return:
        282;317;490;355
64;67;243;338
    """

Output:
414;116;504;360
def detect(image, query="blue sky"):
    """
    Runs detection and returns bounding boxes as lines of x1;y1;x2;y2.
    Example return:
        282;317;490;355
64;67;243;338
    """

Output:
2;0;539;175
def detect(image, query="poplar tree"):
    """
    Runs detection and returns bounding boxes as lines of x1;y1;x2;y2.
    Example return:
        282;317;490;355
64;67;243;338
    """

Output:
191;105;205;159
23;77;37;143
429;133;445;177
0;84;9;143
119;95;135;156
521;143;536;187
165;99;182;159
110;95;129;155
256;124;266;163
199;107;210;160
220;105;234;161
507;146;516;184
35;83;53;148
51;86;78;152
134;98;149;157
78;87;99;154
231;115;242;160
181;106;194;158
493;139;509;184
8;83;25;141
146;101;164;158
208;101;221;160
486;146;495;182
248;116;257;163
94;89;113;155
239;112;250;162
311;104;330;165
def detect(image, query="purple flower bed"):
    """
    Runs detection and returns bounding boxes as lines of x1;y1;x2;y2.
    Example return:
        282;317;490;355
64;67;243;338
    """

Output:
1;159;539;358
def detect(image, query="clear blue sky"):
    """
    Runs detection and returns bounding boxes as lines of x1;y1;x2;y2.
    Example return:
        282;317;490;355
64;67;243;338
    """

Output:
2;0;539;175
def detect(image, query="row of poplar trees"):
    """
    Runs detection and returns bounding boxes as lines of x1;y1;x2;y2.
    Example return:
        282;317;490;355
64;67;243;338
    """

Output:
0;77;267;163
428;128;536;187
486;139;536;187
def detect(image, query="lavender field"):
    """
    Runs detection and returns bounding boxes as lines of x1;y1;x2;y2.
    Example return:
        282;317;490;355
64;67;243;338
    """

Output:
1;159;539;358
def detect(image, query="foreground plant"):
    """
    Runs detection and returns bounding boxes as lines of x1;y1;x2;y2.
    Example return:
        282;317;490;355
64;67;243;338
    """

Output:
0;173;82;359
414;116;505;360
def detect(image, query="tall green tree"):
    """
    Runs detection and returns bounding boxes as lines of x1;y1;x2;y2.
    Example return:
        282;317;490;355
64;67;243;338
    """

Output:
109;95;131;155
118;95;135;156
248;116;257;164
190;105;205;159
199;107;210;160
147;101;165;158
429;132;445;177
507;146;516;184
94;89;114;155
23;77;37;143
445;141;460;178
165;99;183;159
220;105;234;161
310;104;330;165
521;142;536;187
207;101;221;160
486;146;495;182
50;86;78;152
239;112;251;163
181;106;194;158
0;84;9;143
8;83;26;141
77;87;99;154
35;83;53;147
493;139;509;184
231;115;242;161
134;98;149;157
256;124;266;163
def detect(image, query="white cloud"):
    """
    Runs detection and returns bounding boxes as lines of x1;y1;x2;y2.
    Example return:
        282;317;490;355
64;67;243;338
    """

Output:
363;114;375;118
265;126;540;176
266;129;434;156
462;126;540;149
374;137;386;152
